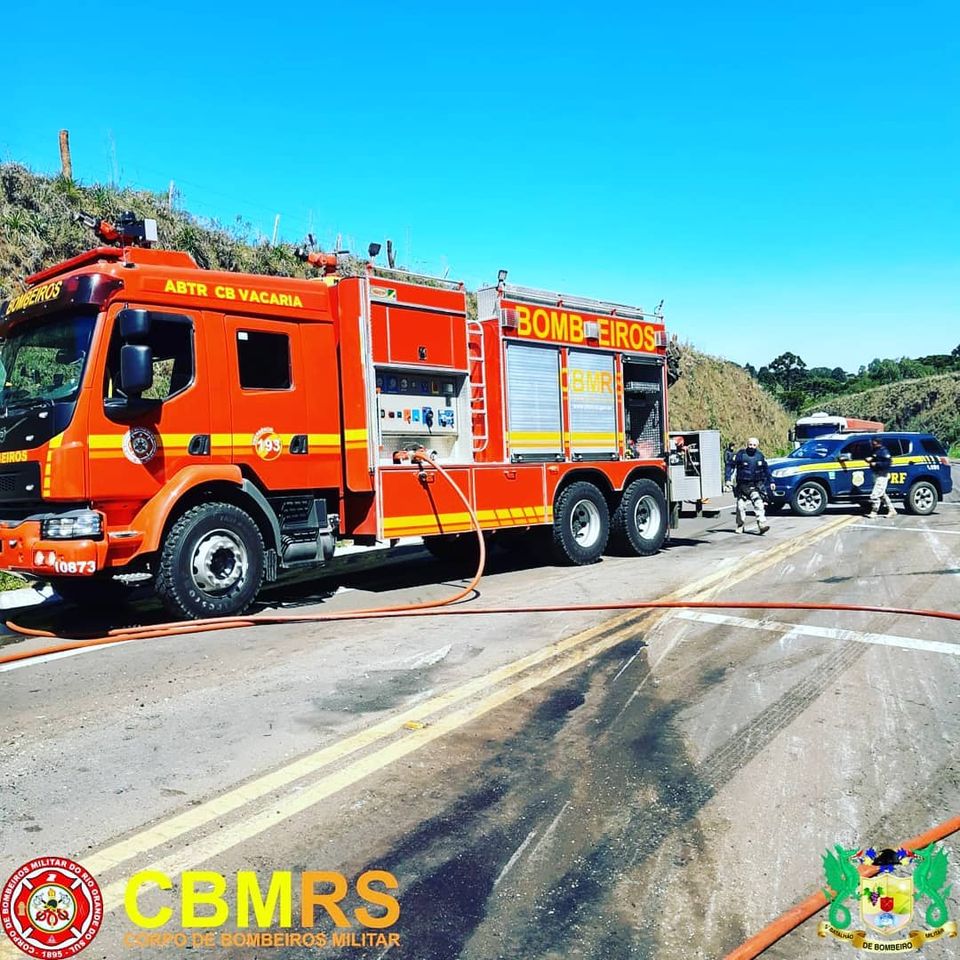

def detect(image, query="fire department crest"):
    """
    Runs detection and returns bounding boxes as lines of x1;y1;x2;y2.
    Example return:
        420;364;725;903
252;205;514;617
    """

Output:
122;426;159;464
819;842;957;951
1;858;103;958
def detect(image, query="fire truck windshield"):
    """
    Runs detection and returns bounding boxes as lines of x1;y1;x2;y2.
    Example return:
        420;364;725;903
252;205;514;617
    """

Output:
0;312;95;409
0;312;96;448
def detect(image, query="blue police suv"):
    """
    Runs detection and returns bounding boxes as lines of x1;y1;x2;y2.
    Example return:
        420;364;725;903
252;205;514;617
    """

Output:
767;432;953;516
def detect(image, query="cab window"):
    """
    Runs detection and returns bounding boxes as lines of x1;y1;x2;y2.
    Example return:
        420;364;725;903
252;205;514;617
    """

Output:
237;330;291;390
104;313;194;401
841;440;872;460
884;438;909;456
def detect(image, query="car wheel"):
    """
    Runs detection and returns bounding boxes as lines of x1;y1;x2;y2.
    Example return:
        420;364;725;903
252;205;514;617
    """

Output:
551;481;610;564
905;480;939;516
790;481;828;517
610;479;668;556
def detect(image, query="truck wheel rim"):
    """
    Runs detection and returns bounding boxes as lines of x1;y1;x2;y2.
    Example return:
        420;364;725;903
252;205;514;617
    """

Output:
634;495;661;538
798;487;823;511
570;499;601;547
913;486;935;511
191;529;247;594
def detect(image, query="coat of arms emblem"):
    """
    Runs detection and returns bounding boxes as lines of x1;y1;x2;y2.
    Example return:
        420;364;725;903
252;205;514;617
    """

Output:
819;842;957;951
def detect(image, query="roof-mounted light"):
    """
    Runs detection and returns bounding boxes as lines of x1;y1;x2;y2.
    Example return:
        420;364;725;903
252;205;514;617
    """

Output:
75;211;158;247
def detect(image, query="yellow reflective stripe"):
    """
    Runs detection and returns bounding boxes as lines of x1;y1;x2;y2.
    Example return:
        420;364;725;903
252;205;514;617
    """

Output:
88;435;125;449
570;432;617;444
508;431;562;449
383;507;550;534
42;433;64;495
791;454;923;475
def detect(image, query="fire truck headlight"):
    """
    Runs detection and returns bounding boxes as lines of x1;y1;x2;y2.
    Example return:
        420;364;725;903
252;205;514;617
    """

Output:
42;511;103;540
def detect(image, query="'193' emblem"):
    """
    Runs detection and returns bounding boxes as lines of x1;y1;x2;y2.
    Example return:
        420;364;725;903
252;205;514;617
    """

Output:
253;427;283;461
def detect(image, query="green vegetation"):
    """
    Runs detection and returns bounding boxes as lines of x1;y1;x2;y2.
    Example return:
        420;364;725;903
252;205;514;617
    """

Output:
0;162;341;301
668;346;794;455
748;350;960;417
0;570;26;591
801;372;960;448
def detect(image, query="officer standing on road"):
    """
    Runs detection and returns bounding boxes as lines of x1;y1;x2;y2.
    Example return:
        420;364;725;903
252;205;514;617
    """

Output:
866;436;896;518
731;437;772;535
724;442;736;484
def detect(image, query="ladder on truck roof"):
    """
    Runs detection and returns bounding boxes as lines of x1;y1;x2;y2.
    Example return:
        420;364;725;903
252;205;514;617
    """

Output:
467;320;488;454
497;282;656;321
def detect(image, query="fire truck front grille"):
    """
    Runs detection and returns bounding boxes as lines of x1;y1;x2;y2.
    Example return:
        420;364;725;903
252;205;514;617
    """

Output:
0;462;42;502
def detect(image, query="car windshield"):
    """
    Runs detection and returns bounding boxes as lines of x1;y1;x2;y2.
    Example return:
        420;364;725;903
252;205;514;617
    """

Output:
788;438;842;460
0;312;96;411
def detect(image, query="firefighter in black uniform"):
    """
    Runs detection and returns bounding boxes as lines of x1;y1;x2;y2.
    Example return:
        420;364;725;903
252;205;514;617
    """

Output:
731;437;772;535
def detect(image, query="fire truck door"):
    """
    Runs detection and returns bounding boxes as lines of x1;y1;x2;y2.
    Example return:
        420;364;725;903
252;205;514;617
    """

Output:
224;316;309;490
89;304;212;499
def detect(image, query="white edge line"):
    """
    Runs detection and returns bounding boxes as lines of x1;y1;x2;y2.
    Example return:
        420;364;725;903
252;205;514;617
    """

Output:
0;640;151;672
675;610;960;657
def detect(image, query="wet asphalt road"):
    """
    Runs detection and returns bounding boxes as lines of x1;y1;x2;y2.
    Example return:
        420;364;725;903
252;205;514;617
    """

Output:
1;471;958;959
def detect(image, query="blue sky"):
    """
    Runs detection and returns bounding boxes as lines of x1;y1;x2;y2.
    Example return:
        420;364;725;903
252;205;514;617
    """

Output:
3;1;957;370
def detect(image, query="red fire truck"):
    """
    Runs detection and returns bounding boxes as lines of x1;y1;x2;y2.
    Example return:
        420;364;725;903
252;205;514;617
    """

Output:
0;216;675;618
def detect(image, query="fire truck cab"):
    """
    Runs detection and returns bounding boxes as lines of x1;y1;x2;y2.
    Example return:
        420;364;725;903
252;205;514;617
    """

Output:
0;220;674;618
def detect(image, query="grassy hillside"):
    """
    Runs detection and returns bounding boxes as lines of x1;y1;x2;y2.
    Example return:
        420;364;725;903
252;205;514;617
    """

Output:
668;347;794;455
0;163;325;300
802;372;960;450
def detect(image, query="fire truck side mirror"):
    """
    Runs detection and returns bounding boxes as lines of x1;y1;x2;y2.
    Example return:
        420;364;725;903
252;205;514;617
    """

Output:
119;308;152;342
120;344;154;397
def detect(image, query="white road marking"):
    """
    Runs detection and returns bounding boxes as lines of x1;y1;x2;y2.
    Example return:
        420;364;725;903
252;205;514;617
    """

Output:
0;643;146;673
493;828;538;887
675;611;960;657
408;644;452;668
528;801;571;863
850;524;960;535
612;647;643;681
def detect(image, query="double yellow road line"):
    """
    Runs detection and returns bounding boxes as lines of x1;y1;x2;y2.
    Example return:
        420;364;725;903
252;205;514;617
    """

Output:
3;515;856;936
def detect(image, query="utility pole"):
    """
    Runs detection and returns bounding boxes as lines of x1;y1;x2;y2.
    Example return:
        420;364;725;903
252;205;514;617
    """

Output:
58;130;72;180
168;180;175;209
272;214;281;246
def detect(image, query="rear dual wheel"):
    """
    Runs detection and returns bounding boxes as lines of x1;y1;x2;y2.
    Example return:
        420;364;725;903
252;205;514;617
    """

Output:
551;481;610;564
611;479;668;556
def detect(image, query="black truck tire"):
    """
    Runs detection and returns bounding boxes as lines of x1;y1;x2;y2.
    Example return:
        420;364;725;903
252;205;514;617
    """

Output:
551;481;609;565
610;479;668;556
155;502;265;619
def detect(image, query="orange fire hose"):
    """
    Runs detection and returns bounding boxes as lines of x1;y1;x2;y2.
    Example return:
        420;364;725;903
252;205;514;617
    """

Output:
724;814;960;959
4;458;959;957
3;452;960;665
1;452;486;662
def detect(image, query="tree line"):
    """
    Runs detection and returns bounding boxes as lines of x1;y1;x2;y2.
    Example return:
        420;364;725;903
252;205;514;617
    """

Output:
744;348;960;412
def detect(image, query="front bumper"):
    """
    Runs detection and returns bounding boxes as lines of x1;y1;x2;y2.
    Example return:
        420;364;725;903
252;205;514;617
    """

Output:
0;519;108;577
